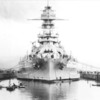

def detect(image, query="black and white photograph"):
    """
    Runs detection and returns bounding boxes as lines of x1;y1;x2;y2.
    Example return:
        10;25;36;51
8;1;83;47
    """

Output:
0;0;100;100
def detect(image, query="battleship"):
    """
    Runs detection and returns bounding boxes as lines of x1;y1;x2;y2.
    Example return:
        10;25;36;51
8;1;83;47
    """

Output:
16;5;80;83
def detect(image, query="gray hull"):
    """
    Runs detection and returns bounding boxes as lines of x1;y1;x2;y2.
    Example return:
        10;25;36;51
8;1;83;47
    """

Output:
16;59;80;82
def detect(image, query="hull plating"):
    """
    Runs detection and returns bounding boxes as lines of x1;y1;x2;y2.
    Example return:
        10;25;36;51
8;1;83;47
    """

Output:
16;59;80;82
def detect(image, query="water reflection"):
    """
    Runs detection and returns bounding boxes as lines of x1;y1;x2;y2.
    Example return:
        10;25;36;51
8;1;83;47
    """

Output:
19;80;79;100
0;79;100;100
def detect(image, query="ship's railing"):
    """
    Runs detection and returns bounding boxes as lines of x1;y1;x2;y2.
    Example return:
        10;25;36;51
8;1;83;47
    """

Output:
38;38;58;42
41;8;56;20
38;33;59;38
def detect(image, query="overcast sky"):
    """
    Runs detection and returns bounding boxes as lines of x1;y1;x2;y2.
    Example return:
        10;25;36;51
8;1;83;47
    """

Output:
0;0;100;68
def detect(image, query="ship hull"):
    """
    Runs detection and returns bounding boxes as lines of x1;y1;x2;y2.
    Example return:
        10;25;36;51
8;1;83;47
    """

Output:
16;59;80;83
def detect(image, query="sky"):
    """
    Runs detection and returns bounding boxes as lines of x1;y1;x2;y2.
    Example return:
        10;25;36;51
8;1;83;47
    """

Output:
0;0;100;69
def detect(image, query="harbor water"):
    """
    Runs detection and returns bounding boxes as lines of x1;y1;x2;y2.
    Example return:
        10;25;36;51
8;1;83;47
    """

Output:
0;79;100;100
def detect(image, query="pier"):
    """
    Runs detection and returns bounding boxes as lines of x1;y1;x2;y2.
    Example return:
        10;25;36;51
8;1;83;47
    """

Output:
80;71;100;81
77;62;100;81
0;69;15;80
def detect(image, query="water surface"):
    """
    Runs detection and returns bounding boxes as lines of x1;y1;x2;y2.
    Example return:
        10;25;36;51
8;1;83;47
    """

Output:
0;79;100;100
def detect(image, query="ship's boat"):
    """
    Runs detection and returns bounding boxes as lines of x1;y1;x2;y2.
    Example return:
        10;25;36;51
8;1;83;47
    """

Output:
16;5;80;83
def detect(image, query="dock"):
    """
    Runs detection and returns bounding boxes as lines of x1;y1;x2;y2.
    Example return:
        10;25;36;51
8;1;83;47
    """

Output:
80;71;100;81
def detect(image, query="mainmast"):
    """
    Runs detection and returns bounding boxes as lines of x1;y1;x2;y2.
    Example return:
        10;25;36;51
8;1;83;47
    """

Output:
41;6;55;29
